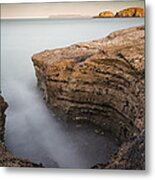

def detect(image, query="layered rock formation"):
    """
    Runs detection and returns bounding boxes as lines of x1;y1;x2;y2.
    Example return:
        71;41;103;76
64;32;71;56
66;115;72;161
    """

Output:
96;7;144;18
115;7;144;17
0;95;41;167
32;26;145;169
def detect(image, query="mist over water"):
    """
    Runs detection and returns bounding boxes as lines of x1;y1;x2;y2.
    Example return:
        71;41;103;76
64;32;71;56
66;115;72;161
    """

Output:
1;18;144;168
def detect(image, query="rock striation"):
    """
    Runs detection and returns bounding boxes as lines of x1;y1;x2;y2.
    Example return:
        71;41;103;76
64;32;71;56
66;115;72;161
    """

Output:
32;26;145;169
0;95;42;167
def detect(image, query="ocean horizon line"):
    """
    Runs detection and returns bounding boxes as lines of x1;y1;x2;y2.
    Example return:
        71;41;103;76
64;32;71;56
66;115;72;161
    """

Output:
0;15;93;20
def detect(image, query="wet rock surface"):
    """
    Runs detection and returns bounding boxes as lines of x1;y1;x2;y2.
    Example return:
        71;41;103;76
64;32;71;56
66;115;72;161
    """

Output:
32;26;145;169
0;95;42;167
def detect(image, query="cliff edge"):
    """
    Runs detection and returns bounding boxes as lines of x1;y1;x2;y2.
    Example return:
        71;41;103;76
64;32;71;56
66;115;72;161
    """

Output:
32;26;145;169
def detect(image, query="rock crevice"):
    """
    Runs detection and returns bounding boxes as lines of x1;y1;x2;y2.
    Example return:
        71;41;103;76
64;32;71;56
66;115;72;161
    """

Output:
0;95;42;167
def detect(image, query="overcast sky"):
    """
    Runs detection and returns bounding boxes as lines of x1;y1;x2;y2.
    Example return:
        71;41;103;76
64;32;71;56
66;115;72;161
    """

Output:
1;1;144;19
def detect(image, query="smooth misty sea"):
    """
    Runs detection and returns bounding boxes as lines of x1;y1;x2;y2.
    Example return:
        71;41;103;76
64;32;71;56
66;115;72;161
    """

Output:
1;18;144;168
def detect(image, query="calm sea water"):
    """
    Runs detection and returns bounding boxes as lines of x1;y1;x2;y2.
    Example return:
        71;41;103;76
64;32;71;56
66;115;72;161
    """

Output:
1;18;144;168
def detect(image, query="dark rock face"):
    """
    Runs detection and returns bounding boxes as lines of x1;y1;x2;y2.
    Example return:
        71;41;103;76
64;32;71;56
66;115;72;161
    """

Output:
0;144;42;167
0;95;42;167
0;96;8;143
92;130;145;170
32;26;145;169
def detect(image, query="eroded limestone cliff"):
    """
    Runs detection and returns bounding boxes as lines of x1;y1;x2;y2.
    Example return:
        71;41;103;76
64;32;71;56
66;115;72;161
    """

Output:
32;26;145;169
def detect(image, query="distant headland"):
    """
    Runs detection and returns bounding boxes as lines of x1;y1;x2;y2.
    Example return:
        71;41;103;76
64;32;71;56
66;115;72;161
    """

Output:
95;7;144;18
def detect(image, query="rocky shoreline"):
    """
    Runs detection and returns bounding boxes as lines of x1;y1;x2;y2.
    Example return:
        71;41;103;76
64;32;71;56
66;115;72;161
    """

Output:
32;26;145;169
0;95;42;167
0;25;145;169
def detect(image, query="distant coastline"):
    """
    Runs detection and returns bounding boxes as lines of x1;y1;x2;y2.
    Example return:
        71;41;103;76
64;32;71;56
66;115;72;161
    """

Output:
1;15;144;21
1;17;48;20
0;15;92;20
1;7;145;20
95;7;144;18
1;1;144;20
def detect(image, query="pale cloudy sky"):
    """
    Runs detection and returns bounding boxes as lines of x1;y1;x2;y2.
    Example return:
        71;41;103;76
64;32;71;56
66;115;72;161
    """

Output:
1;1;144;19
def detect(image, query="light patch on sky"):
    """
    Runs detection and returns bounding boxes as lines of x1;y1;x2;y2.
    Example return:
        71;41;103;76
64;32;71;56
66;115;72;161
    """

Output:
1;1;144;19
